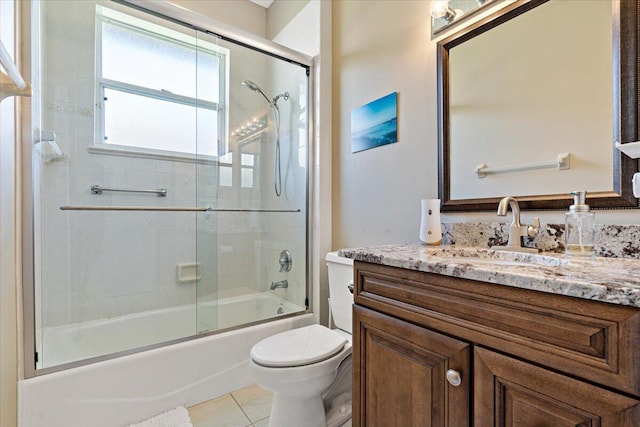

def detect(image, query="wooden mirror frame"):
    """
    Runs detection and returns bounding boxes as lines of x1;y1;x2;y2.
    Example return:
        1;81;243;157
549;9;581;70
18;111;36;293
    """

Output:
437;0;639;212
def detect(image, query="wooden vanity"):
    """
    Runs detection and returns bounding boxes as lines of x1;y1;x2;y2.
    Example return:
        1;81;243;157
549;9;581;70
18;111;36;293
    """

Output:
344;247;640;426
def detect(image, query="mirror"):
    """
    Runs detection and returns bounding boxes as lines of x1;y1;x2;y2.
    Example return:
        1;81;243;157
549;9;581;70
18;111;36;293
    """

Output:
437;0;639;211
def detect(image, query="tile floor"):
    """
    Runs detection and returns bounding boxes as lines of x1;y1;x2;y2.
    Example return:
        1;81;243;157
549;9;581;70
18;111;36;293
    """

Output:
188;384;272;427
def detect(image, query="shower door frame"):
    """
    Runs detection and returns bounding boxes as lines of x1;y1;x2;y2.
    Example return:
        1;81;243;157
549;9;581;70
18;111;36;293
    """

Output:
22;0;315;378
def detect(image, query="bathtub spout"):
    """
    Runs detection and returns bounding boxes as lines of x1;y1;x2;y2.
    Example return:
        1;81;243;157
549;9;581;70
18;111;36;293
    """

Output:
270;280;288;290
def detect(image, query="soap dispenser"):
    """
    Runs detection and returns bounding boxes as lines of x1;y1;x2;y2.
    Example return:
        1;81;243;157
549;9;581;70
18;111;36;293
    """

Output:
565;190;595;258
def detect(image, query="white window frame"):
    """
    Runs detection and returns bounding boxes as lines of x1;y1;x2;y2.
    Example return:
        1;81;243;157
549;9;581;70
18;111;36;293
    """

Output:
92;6;229;162
240;152;256;189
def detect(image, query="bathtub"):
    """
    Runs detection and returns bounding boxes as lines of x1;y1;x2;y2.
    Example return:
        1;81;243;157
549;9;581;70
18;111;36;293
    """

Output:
20;292;313;427
39;292;304;368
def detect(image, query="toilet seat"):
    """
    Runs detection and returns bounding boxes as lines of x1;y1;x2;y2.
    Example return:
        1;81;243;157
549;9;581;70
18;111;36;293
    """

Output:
251;324;347;368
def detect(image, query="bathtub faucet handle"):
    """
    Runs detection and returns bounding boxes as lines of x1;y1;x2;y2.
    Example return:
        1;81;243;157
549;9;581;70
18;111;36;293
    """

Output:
278;249;292;272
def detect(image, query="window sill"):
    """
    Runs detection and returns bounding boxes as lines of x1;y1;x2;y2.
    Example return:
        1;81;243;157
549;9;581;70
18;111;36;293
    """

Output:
88;145;219;164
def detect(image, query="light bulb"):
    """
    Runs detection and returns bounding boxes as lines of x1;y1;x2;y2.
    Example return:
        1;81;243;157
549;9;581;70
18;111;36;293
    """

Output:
430;0;450;19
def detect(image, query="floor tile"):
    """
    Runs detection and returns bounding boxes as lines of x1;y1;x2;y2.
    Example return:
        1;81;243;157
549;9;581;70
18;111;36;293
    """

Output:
231;384;274;423
252;418;269;427
189;394;251;427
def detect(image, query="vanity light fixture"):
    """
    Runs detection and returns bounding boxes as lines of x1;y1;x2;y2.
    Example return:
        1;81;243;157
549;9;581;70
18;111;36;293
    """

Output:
232;115;268;139
431;0;497;37
430;0;463;23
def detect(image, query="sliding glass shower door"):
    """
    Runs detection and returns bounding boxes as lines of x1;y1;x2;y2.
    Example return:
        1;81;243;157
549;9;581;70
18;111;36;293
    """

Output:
195;33;309;334
30;0;309;371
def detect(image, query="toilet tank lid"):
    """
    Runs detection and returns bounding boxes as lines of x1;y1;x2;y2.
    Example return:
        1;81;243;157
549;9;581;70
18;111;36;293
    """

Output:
325;251;354;266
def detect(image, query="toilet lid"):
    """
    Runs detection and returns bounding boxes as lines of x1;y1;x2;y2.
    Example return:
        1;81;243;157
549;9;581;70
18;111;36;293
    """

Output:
251;324;347;367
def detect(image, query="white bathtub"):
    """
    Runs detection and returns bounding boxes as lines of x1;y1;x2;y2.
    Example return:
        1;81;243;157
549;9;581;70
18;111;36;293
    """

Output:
20;293;313;427
39;292;303;368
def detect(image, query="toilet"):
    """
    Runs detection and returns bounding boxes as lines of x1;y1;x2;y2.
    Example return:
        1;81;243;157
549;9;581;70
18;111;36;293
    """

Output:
250;252;354;427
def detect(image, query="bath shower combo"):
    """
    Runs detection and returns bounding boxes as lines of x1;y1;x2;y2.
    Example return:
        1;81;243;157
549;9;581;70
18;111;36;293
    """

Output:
242;79;290;197
18;1;313;425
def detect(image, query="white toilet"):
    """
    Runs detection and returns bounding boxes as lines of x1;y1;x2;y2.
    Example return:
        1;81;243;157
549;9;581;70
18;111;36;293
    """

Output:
250;252;354;427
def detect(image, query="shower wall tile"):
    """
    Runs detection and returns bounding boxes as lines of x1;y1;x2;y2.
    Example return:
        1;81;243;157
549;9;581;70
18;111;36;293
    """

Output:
69;167;104;198
39;0;199;328
42;164;70;198
41;291;71;328
44;197;70;231
97;254;157;296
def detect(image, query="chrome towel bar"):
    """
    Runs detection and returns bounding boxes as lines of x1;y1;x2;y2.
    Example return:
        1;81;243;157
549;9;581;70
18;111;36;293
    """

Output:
475;153;570;178
60;206;301;213
91;185;167;197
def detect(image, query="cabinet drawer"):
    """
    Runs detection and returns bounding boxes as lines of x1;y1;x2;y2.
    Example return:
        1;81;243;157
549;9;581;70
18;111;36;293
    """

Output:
354;261;640;396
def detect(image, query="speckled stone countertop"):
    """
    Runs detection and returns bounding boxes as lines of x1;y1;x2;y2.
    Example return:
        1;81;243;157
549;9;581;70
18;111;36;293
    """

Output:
338;244;640;308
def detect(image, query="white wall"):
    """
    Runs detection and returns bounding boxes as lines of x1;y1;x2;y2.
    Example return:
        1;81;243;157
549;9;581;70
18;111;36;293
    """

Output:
266;0;308;41
171;0;267;37
1;1;19;425
332;0;437;249
332;0;640;250
271;0;319;58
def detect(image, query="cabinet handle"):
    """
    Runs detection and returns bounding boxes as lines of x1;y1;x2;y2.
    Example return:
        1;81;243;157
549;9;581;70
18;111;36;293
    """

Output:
446;369;462;386
347;281;354;294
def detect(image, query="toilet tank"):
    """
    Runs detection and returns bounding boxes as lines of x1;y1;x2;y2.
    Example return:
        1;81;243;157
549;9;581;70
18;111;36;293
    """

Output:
325;252;354;334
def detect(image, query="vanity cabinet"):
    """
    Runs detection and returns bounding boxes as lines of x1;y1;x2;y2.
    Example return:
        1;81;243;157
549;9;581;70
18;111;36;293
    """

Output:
352;261;640;426
353;306;469;426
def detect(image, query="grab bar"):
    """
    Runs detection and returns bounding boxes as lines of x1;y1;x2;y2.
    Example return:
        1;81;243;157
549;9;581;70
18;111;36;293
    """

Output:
475;152;570;178
0;39;32;101
59;206;301;213
91;185;167;197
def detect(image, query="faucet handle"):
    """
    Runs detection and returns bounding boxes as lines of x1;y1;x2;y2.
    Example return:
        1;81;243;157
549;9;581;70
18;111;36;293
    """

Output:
527;217;540;238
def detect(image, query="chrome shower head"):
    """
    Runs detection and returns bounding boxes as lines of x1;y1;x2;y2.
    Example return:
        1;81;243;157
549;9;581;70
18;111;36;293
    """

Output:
242;79;272;105
242;80;290;108
242;79;260;91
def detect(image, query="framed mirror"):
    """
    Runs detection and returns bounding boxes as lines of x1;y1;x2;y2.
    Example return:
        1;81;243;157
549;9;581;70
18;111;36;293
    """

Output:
437;0;639;211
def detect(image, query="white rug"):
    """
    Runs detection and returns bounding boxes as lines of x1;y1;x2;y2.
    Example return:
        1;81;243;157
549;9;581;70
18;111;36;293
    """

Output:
128;407;193;427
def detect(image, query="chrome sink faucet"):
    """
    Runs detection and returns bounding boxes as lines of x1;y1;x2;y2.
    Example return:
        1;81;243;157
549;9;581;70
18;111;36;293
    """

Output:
493;197;540;253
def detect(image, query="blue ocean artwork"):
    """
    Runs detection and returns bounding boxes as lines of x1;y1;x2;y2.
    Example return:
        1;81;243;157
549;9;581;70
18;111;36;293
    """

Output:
351;92;398;153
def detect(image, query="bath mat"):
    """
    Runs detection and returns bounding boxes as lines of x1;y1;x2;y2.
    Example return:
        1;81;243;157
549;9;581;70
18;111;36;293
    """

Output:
128;407;193;427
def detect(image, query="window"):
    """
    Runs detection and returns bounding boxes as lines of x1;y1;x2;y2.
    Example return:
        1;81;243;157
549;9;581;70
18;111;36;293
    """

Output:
219;152;233;187
95;6;228;158
240;153;255;188
217;152;256;189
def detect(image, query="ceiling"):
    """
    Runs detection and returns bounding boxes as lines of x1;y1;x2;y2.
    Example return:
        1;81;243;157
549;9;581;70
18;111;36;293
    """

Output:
249;0;274;8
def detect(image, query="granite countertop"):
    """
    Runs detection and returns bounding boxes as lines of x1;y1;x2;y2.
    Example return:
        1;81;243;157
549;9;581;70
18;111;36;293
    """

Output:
338;244;640;308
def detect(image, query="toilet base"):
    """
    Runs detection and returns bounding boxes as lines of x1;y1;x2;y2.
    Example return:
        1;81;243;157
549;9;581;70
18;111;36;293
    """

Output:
268;392;326;427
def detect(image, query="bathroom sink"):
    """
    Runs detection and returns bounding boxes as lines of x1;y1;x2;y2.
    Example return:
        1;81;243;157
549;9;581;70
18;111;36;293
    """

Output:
422;246;568;267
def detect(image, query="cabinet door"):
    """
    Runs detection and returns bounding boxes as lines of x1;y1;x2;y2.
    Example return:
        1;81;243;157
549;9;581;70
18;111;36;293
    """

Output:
474;347;640;426
353;305;470;427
